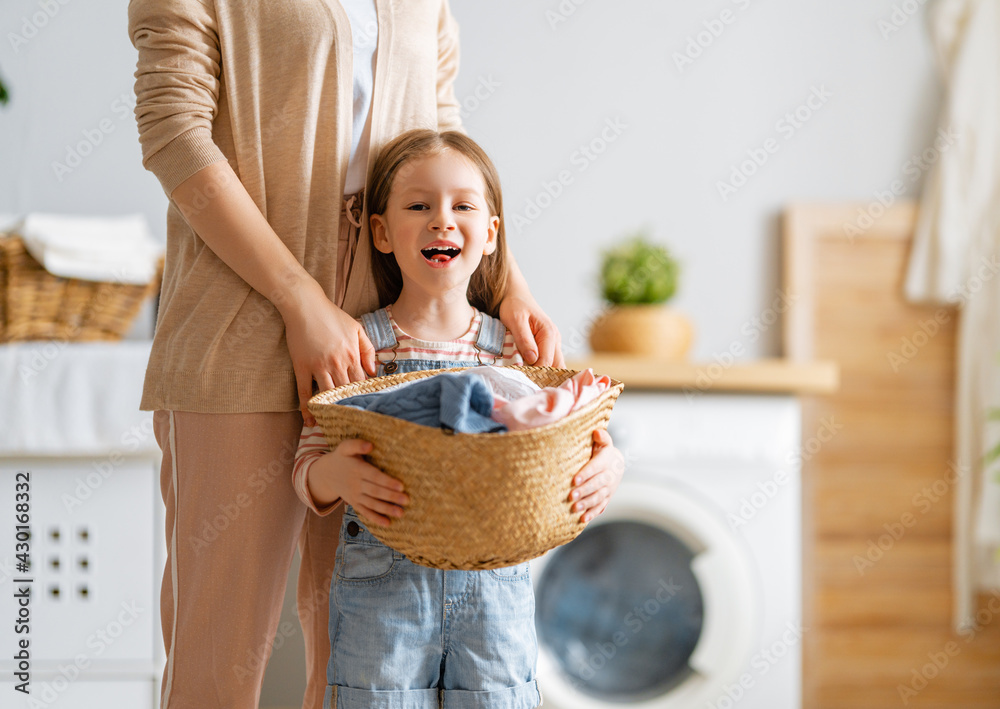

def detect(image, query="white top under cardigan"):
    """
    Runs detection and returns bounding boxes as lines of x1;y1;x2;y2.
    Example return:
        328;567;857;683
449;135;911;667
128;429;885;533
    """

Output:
342;0;378;196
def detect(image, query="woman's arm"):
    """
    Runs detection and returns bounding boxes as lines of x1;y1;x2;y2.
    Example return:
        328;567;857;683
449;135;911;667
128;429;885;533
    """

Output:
130;0;374;423
499;253;566;367
171;163;377;423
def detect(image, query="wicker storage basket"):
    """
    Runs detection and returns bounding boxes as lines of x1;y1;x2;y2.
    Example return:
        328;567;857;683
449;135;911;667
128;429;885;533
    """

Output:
308;366;624;570
0;236;161;343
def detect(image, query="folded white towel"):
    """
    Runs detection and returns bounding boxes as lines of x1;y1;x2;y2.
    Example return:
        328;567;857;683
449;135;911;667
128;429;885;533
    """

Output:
460;366;541;403
16;213;164;285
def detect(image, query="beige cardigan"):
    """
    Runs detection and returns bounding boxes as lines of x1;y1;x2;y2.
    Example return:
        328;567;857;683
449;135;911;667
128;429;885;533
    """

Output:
128;0;463;412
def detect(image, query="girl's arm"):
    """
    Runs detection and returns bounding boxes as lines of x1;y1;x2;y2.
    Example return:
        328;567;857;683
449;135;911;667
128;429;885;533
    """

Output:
293;426;409;526
569;430;625;523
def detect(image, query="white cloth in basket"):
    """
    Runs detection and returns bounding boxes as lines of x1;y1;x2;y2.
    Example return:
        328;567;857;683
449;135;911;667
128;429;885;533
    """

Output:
16;213;163;285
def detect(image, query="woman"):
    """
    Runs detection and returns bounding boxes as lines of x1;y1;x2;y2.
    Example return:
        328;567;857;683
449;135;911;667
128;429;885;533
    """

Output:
128;1;623;707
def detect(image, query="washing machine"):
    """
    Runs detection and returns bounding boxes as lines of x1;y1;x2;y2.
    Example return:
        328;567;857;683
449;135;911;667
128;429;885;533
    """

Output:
532;391;802;709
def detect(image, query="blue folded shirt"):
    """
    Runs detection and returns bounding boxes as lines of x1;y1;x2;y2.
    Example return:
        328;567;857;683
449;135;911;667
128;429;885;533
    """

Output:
338;372;507;434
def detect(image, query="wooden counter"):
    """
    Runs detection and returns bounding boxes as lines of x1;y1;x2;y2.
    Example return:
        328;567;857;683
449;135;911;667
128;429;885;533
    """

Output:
565;355;839;395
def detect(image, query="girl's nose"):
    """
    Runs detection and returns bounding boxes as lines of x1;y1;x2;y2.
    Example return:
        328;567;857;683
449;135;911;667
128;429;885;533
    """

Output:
429;205;456;231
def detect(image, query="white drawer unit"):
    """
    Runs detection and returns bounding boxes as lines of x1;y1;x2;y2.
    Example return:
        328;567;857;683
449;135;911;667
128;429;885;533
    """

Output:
0;459;157;664
0;343;163;705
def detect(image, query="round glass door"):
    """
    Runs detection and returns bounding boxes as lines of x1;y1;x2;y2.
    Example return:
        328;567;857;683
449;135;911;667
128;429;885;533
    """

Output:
535;520;705;702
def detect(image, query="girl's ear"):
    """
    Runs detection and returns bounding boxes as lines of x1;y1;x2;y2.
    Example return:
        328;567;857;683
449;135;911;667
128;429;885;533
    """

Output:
483;215;500;255
370;214;393;253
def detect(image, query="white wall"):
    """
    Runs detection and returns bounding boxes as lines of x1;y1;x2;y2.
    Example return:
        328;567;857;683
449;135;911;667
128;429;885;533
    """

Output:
0;1;164;225
449;0;940;360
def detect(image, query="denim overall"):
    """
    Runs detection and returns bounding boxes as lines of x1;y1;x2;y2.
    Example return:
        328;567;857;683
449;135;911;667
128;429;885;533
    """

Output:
324;308;542;709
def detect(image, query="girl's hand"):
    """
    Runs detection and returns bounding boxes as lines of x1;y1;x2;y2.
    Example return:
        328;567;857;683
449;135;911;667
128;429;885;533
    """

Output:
569;429;624;523
499;292;565;368
307;439;410;527
282;282;377;425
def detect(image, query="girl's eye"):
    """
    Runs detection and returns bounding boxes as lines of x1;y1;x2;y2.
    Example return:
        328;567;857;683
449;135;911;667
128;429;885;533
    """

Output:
406;204;428;211
454;204;473;212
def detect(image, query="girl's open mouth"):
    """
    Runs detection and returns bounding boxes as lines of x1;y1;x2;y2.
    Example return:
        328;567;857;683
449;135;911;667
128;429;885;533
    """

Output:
420;245;462;264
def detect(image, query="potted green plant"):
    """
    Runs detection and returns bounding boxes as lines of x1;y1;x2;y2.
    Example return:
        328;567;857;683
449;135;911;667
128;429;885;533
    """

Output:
0;66;10;106
588;233;694;358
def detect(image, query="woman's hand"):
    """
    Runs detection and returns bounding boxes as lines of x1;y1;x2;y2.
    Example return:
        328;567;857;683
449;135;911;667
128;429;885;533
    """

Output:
499;292;565;367
306;439;409;527
569;429;624;523
282;281;377;425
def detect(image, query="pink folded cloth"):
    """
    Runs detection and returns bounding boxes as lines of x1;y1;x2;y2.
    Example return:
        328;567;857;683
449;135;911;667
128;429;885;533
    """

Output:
493;368;612;431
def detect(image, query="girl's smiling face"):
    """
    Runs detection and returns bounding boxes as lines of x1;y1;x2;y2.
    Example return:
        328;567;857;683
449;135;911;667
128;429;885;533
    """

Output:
370;149;499;301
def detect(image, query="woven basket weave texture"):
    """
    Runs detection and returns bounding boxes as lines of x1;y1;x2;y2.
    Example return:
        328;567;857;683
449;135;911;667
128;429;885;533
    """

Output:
309;366;623;570
0;236;160;343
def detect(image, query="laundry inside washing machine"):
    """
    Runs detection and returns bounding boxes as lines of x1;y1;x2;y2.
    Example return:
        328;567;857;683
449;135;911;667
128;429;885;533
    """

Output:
534;520;705;702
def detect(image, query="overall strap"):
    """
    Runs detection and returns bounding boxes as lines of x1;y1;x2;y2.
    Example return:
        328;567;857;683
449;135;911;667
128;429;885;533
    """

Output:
360;308;398;351
474;312;506;357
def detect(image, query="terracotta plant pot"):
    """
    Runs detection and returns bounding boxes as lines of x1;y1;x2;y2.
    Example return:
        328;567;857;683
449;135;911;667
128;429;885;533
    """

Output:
588;304;694;359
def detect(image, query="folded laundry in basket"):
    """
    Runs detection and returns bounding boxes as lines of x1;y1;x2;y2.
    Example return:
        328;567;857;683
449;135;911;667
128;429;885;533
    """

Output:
339;372;508;434
457;366;541;407
492;368;612;431
16;213;164;284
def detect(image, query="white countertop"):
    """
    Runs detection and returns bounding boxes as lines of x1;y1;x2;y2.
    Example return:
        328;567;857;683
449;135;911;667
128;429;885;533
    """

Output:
0;342;156;456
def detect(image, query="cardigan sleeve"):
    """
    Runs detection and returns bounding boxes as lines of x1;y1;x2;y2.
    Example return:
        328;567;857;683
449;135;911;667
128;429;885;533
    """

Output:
436;0;463;132
128;0;229;196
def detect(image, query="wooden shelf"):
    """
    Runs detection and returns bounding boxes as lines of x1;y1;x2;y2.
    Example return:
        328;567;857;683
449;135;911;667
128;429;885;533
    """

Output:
564;355;839;394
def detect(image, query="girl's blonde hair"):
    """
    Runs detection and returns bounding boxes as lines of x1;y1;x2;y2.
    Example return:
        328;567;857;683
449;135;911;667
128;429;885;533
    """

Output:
366;129;509;317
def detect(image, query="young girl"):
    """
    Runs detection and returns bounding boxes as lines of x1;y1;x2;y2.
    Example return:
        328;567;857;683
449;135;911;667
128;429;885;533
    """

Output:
292;129;621;709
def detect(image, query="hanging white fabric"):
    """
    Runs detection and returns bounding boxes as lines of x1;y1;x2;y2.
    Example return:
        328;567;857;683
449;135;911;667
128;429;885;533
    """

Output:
904;0;1000;631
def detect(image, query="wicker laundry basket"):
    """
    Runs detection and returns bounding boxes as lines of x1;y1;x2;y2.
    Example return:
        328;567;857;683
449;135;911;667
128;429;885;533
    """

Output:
308;366;624;570
0;236;161;343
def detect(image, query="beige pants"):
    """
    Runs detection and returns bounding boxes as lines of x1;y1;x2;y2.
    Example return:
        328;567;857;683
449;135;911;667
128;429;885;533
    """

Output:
154;410;341;708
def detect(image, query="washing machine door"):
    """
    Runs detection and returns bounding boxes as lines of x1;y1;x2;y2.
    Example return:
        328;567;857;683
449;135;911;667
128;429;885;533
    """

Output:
532;480;760;709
